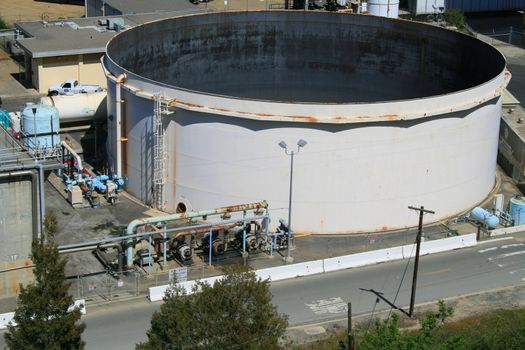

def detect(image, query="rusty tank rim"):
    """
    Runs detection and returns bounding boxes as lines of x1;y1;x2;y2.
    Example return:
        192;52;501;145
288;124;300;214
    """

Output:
104;11;509;124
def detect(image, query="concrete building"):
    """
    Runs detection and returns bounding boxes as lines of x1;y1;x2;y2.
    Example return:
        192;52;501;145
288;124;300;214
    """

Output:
15;9;202;94
0;128;40;305
103;11;509;234
499;102;525;183
409;0;525;15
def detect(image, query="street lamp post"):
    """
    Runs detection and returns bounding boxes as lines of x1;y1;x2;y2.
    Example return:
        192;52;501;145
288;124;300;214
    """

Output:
278;138;307;263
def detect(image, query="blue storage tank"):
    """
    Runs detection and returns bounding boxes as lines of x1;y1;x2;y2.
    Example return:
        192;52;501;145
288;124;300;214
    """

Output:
446;0;525;12
509;197;525;225
470;207;499;229
21;103;60;150
0;109;11;129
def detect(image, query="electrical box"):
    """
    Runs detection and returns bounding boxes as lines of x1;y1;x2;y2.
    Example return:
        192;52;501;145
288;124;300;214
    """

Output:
68;185;83;208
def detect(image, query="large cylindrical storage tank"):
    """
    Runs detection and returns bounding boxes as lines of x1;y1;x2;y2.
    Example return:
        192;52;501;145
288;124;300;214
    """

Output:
103;11;509;234
368;0;399;18
21;103;60;150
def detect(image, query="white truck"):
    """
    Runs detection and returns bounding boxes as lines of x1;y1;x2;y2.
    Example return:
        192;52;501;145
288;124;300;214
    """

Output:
48;80;103;96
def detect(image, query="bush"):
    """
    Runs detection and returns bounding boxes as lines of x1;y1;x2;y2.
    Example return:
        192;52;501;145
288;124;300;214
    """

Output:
444;8;467;32
137;264;288;350
0;17;9;30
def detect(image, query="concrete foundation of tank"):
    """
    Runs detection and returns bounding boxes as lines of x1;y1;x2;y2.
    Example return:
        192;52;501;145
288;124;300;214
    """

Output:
103;11;509;234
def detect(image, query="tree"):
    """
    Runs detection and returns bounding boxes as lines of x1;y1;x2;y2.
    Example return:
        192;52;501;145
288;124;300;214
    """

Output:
357;300;460;350
137;264;288;350
0;17;8;30
4;213;85;350
444;8;467;33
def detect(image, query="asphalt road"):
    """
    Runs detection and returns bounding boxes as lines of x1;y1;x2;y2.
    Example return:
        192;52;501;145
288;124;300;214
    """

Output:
273;235;525;325
2;235;525;349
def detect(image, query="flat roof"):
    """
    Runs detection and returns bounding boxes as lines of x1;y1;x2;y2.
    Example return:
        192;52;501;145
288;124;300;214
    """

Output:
16;9;206;58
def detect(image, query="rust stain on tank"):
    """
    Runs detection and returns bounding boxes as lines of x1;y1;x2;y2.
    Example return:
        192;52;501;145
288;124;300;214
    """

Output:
176;101;204;109
211;107;232;113
287;116;319;123
352;114;399;121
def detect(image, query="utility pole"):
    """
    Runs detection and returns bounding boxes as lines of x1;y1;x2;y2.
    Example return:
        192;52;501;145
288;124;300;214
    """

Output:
408;205;435;318
347;302;355;350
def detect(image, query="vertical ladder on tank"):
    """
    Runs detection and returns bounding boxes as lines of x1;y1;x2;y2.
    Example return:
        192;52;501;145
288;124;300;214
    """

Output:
153;93;171;210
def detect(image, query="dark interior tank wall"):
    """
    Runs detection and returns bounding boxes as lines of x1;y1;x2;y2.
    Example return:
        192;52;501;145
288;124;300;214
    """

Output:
107;12;505;103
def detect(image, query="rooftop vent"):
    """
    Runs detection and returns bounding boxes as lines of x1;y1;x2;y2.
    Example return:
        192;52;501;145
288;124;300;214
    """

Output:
107;18;125;32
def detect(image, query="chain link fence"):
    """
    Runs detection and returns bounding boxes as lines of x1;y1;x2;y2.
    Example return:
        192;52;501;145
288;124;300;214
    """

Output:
480;27;525;48
69;261;236;304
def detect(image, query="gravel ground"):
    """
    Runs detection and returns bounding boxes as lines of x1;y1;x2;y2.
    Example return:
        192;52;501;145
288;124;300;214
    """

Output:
0;0;84;26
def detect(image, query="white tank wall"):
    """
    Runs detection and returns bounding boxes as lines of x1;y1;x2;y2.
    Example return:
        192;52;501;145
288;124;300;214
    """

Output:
107;76;502;233
106;82;157;206
170;101;500;233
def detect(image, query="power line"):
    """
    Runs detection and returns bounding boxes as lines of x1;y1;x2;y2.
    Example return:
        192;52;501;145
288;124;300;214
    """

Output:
388;239;415;320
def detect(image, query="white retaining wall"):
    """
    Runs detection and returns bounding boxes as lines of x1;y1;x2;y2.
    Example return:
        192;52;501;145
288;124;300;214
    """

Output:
490;224;525;237
149;234;477;302
0;299;86;330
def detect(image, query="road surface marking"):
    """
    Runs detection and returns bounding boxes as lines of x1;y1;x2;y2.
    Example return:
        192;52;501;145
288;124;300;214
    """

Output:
479;243;524;253
501;244;524;249
306;297;347;315
488;250;525;261
478;247;498;253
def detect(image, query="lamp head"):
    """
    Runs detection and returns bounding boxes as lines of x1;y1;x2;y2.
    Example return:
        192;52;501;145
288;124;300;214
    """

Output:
297;139;307;148
278;140;287;149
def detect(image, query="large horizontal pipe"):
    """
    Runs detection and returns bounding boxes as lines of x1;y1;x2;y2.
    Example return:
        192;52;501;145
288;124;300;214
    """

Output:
173;222;241;238
125;201;268;266
58;214;269;250
59;242;121;254
58;213;269;269
0;264;35;274
127;200;268;236
40;91;107;123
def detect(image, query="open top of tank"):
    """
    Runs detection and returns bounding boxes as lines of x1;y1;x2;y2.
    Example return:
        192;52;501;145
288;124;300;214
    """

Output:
106;11;506;104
